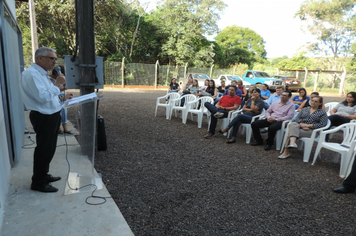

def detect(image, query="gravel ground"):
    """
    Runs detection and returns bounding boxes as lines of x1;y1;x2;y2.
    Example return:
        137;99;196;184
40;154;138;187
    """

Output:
93;89;356;235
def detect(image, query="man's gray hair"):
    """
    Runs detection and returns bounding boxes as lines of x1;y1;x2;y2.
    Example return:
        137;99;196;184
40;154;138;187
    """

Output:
35;47;56;63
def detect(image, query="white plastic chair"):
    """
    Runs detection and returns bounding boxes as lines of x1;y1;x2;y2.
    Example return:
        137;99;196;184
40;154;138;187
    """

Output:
312;123;356;177
155;92;181;119
280;119;331;162
184;97;214;128
170;94;197;122
207;106;241;136
344;141;356;178
227;109;266;143
212;106;241;136
256;113;294;150
325;102;339;116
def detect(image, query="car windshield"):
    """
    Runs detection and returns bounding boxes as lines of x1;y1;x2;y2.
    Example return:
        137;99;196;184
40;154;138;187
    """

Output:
193;74;209;79
254;72;271;78
226;75;241;80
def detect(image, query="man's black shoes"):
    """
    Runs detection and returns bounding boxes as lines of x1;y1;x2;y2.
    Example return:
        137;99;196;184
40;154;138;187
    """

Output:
264;145;272;151
31;183;58;193
251;141;264;146
333;186;355;194
45;174;61;183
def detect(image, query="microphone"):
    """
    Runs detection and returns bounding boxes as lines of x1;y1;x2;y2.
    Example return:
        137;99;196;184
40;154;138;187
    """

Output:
54;66;62;75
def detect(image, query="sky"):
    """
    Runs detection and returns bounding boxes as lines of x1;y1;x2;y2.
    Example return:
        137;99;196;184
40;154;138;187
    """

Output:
140;0;315;58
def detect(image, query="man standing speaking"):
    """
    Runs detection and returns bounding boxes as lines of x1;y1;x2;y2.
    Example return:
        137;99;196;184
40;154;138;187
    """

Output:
20;47;73;192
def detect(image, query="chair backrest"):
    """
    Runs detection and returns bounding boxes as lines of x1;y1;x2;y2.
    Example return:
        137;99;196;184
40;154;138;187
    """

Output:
325;102;339;114
198;97;214;110
291;111;299;122
169;93;182;106
260;108;266;116
169;92;181;100
182;94;197;107
341;123;356;147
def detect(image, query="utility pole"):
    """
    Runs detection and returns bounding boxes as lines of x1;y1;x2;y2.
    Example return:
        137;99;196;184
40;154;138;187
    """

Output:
77;0;96;156
29;0;38;62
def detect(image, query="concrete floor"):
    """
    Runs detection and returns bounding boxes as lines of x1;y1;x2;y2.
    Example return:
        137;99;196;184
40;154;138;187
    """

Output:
0;113;134;236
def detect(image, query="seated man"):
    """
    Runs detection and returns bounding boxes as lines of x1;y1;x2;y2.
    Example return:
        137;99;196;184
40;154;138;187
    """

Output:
333;156;356;194
204;86;241;138
264;86;283;109
250;90;295;150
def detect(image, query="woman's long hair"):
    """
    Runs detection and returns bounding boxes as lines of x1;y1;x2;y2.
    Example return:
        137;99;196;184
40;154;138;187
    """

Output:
313;96;323;109
192;79;199;88
298;88;307;100
342;92;356;107
206;80;216;94
170;78;176;86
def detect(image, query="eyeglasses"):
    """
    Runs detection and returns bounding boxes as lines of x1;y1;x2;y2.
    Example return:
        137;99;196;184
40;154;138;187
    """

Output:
42;56;57;61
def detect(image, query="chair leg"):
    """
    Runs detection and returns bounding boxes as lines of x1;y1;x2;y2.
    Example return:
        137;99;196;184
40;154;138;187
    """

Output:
165;106;170;120
155;105;158;117
339;151;351;178
182;111;188;124
197;113;202;128
276;131;282;151
303;142;312;163
312;145;323;165
246;127;252;144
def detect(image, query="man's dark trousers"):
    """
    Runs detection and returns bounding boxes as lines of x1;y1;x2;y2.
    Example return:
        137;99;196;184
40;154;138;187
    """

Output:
30;110;61;185
204;102;228;135
251;119;283;145
343;157;356;190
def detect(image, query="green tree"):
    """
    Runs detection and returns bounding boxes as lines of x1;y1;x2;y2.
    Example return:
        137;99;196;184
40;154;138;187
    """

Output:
151;0;226;66
277;52;318;70
296;0;356;69
215;25;267;68
16;0;162;64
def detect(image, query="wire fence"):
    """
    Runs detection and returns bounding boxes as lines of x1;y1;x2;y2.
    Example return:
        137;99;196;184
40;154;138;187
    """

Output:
24;56;356;93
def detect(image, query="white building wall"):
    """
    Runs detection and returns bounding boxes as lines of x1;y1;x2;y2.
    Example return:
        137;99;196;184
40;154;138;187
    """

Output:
0;0;17;231
0;93;11;231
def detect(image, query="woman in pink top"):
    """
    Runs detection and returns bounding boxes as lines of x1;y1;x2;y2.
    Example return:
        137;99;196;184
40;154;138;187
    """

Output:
236;80;247;98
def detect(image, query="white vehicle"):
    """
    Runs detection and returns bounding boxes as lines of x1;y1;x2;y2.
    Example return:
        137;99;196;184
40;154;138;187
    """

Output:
179;73;210;88
214;74;251;90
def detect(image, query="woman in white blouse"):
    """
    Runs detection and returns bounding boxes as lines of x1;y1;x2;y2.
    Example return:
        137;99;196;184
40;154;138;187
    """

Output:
328;92;356;126
279;96;328;159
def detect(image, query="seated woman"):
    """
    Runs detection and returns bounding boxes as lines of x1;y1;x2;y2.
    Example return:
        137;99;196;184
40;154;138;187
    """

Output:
279;96;328;159
328;92;356;126
261;84;271;100
221;89;265;143
169;78;180;93
203;80;218;98
217;80;227;98
292;88;310;109
236;80;247;99
188;79;201;96
201;79;209;92
297;91;325;112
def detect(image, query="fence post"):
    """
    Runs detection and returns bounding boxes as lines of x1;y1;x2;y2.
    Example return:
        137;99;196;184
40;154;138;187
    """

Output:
339;67;347;95
275;68;279;75
121;57;125;88
296;71;299;80
184;62;188;79
210;64;214;78
155;60;159;89
233;66;237;75
304;67;308;88
313;71;318;91
166;62;170;85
